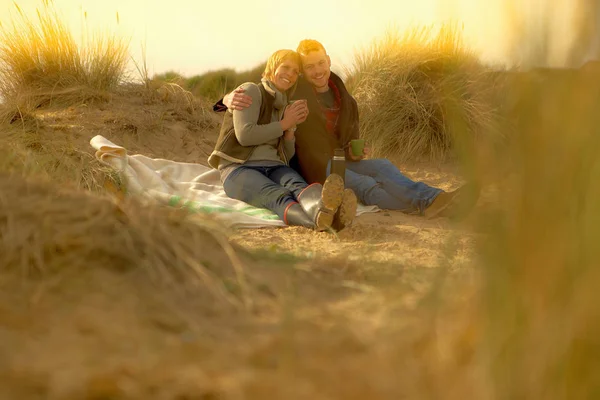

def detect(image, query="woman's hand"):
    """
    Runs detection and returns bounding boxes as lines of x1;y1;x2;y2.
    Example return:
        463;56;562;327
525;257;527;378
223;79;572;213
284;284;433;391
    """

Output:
280;100;308;131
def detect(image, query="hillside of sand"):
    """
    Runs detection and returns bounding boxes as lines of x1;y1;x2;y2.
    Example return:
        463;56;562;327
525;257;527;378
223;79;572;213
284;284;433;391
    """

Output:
0;84;488;399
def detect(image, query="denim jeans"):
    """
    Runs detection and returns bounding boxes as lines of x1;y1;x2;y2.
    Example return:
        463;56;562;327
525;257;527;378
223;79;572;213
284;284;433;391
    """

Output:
327;158;442;214
223;164;307;220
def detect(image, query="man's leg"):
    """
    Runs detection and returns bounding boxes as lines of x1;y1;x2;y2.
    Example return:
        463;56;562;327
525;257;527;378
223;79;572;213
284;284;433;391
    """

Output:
327;162;414;211
346;159;442;214
223;166;296;220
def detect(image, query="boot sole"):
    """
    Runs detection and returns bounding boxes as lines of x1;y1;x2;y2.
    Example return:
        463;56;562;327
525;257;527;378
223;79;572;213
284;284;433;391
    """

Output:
440;187;480;220
316;174;344;231
424;195;451;219
425;184;480;220
337;189;358;228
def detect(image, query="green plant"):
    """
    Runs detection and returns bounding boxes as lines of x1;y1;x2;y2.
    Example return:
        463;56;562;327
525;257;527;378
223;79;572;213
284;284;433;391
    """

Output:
187;68;237;101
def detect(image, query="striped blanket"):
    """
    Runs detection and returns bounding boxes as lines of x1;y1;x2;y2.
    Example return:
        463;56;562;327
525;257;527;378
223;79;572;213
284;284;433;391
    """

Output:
90;135;378;229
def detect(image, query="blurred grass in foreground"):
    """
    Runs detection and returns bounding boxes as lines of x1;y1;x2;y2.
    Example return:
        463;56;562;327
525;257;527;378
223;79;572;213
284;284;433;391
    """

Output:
470;67;600;399
458;1;600;394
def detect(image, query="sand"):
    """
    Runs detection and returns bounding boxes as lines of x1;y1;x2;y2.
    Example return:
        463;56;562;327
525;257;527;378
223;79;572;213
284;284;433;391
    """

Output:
0;88;484;399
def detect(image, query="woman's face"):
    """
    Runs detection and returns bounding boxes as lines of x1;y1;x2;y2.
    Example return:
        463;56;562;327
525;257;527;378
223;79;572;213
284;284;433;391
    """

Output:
272;58;300;92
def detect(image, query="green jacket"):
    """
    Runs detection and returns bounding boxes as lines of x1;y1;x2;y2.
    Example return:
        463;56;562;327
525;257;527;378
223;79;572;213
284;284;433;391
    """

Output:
208;80;295;169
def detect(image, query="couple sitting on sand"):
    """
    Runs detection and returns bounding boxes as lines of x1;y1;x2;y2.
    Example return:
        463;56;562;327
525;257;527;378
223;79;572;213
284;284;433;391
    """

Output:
209;39;478;232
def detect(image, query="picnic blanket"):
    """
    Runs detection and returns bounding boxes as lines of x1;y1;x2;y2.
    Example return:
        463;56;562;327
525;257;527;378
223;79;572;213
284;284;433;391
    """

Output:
90;135;379;229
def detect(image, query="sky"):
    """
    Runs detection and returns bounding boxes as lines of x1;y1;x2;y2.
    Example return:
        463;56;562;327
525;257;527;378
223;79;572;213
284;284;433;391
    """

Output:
1;0;597;78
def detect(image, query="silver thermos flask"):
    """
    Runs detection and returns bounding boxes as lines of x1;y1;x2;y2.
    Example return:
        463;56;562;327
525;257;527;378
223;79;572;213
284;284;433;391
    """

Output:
330;148;346;185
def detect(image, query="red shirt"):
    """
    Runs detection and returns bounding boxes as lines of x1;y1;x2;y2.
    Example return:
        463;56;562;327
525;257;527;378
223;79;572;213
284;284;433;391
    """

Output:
315;79;342;139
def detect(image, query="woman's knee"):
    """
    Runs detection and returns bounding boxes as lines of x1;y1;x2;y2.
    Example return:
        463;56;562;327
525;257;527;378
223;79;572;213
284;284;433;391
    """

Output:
222;178;240;199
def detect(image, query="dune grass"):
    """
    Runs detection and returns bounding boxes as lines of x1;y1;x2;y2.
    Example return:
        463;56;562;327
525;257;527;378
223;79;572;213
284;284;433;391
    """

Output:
0;0;129;118
152;63;266;102
345;24;501;162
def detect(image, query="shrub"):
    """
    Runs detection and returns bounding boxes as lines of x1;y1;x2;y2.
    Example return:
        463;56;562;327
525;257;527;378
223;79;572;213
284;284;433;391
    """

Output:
236;62;266;85
185;63;265;102
187;68;237;101
152;70;186;86
0;0;129;111
345;24;501;162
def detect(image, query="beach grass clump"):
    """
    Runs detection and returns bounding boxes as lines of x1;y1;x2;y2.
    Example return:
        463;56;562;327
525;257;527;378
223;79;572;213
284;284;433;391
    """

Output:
345;24;500;161
0;0;129;114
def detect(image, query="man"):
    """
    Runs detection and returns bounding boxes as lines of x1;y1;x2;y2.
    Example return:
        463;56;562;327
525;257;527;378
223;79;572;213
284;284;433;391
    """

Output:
215;39;478;218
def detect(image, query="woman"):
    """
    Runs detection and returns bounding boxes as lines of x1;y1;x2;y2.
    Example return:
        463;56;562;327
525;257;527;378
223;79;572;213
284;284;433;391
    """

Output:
208;49;357;231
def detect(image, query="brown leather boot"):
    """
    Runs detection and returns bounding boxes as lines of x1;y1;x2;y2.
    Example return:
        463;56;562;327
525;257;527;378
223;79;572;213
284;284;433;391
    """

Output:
332;188;358;231
297;174;344;231
424;183;480;220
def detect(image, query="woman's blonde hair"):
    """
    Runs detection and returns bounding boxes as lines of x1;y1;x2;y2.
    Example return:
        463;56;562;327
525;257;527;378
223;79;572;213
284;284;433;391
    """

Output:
262;49;301;81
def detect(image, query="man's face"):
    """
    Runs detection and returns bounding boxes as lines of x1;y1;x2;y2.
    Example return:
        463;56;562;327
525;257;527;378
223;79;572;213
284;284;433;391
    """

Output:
300;49;331;92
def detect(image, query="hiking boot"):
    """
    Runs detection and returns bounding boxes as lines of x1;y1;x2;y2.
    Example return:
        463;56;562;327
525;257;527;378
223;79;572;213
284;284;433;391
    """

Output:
424;183;480;220
332;188;358;231
283;202;316;229
297;174;344;231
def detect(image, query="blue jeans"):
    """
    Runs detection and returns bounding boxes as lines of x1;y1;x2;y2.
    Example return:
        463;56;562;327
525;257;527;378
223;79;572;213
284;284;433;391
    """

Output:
223;164;307;220
327;158;442;214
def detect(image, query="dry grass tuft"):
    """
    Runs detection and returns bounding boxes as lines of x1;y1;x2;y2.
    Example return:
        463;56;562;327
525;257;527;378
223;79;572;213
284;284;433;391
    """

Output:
0;114;119;192
152;82;197;112
345;24;501;162
0;0;129;111
0;173;251;308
